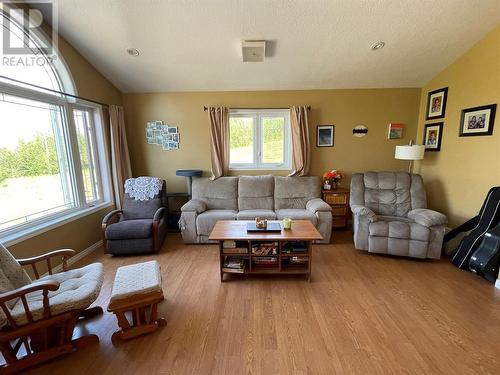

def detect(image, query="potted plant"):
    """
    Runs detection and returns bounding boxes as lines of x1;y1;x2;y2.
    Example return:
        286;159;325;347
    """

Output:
323;170;344;190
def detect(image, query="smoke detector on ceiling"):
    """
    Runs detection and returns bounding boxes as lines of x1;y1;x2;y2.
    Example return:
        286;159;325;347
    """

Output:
242;40;266;62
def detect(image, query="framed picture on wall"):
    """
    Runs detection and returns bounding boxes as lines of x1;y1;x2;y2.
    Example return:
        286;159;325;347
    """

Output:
387;123;404;139
459;104;496;137
425;87;448;120
317;125;334;147
423;122;443;151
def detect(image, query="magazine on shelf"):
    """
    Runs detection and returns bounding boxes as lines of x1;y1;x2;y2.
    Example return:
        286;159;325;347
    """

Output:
224;256;246;269
253;256;278;265
223;240;236;248
281;241;308;253
222;267;245;273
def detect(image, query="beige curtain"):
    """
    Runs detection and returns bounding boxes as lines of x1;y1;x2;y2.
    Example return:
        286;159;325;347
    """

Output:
288;106;310;177
109;105;132;208
208;107;229;179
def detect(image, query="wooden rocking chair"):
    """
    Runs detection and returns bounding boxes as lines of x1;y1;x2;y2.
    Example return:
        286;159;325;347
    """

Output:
0;243;104;373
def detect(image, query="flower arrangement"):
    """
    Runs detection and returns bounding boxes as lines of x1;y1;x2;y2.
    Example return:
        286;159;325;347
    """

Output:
323;169;344;190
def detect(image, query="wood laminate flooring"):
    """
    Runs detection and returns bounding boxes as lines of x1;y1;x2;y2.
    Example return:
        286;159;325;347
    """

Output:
19;232;500;374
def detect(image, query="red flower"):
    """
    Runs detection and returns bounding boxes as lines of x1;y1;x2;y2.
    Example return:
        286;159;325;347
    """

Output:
323;169;344;183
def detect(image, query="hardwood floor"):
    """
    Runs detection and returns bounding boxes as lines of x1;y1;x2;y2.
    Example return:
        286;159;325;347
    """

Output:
19;232;500;374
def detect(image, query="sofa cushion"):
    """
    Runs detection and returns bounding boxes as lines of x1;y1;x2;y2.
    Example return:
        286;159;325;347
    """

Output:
238;175;274;210
196;210;237;236
122;196;162;220
377;215;412;223
107;239;154;255
369;221;430;241
106;219;153;240
237;209;277;220
192;177;238;210
5;263;103;327
274;176;321;209
275;209;318;226
362;172;413;217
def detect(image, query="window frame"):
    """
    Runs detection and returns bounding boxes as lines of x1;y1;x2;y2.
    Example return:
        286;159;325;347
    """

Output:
229;109;292;170
0;6;77;96
0;80;113;245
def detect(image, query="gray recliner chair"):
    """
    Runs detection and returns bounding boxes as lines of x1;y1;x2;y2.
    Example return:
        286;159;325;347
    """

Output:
102;177;167;255
350;171;447;259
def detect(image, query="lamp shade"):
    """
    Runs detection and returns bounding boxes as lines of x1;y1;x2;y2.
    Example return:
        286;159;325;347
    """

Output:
395;145;425;160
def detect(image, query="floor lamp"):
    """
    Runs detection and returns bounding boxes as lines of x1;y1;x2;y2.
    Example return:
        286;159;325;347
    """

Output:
395;141;425;173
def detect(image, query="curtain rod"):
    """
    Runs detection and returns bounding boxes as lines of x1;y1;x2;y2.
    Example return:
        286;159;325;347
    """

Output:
0;74;110;107
203;106;311;111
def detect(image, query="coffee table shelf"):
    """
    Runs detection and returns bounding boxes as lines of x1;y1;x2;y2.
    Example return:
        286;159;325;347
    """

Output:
209;220;323;282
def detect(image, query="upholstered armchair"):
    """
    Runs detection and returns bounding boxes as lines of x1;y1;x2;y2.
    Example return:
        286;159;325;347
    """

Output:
0;243;104;373
350;172;447;259
102;177;167;255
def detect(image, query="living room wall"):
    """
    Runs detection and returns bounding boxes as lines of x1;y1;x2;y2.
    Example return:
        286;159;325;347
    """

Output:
415;25;500;227
123;88;420;196
7;35;122;260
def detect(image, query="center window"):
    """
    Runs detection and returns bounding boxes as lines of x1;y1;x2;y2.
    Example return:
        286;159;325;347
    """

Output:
229;109;291;170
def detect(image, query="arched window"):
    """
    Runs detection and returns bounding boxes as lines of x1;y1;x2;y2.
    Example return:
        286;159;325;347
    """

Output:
0;5;75;94
0;5;111;241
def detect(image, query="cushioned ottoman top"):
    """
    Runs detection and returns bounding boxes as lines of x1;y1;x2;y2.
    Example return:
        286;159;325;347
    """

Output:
109;260;162;303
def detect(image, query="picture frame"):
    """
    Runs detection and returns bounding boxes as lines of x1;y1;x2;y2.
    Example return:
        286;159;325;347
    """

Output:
162;139;171;150
388;123;404;139
317;125;334;147
459;104;496;137
423;122;443;151
426;87;448;120
146;121;180;150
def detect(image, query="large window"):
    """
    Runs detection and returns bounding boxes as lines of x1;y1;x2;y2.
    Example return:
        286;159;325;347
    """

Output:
0;7;111;240
229;109;292;170
0;85;110;236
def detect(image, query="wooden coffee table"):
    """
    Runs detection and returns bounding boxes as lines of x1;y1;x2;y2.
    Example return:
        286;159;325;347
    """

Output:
209;220;323;282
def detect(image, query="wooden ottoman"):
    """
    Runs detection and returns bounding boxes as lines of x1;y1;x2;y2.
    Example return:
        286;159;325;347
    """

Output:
107;260;166;341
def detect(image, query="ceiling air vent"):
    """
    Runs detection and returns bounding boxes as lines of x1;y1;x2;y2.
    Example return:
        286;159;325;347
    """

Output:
242;40;266;62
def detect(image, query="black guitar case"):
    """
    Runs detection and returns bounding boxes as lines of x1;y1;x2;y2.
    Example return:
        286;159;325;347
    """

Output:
446;187;500;269
469;224;500;283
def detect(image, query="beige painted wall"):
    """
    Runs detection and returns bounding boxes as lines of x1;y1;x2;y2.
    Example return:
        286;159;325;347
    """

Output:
123;89;421;199
415;25;500;227
8;35;123;261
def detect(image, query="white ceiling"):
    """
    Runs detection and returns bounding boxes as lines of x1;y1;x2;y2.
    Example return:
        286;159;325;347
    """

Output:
41;0;500;93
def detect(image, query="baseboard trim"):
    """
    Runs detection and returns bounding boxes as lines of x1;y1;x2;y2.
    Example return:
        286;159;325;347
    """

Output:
46;240;102;276
495;279;500;290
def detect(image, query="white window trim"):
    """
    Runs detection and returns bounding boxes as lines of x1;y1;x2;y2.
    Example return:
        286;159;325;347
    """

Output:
0;81;113;245
229;109;292;171
0;201;113;247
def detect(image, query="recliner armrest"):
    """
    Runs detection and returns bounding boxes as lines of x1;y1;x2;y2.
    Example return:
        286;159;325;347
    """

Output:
351;205;378;222
408;209;447;227
153;207;166;221
306;198;332;213
181;199;207;214
102;210;123;225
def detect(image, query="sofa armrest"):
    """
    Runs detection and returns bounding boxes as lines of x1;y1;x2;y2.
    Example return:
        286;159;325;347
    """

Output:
351;205;378;222
306;198;332;213
408;209;447;227
181;199;207;214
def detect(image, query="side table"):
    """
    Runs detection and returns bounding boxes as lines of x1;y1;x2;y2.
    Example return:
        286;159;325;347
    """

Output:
322;188;351;230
